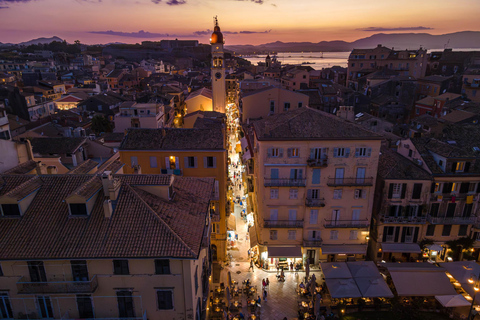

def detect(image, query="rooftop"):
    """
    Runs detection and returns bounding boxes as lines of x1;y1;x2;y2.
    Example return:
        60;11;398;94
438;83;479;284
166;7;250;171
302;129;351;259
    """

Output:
378;147;432;180
120;127;224;151
0;174;214;259
253;107;383;141
30;137;87;155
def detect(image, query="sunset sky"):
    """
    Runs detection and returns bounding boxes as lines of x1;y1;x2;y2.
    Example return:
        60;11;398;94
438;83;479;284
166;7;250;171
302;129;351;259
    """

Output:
0;0;478;45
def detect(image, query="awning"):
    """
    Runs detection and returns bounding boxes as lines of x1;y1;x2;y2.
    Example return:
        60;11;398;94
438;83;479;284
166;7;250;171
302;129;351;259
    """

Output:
268;246;302;258
321;262;352;279
240;137;248;150
381;243;421;253
325;278;362;298
435;295;471;307
248;225;258;248
227;215;236;230
389;270;457;296
321;244;367;255
347;261;384;278
440;261;480;302
355;277;394;298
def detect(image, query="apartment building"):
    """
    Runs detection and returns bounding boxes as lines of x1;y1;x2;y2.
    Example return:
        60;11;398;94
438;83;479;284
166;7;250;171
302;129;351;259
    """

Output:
0;173;214;320
114;102;164;133
247;107;382;266
369;148;433;262
347;45;427;89
396;133;480;261
462;68;480;102
118;126;228;261
240;86;309;123
281;68;309;91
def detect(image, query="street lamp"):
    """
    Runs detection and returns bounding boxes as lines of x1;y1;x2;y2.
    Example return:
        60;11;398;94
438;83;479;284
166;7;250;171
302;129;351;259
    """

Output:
468;274;480;320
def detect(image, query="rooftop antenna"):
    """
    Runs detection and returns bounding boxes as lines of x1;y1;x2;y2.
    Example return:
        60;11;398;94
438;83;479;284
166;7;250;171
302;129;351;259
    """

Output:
214;15;218;27
444;39;450;49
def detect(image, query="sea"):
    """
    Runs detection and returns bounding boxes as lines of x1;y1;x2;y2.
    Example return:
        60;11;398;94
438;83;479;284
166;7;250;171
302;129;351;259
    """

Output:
242;52;350;70
241;48;480;71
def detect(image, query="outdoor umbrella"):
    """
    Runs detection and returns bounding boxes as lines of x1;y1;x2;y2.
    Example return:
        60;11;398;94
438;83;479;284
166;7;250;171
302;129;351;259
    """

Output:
306;262;310;281
427;244;443;252
435;294;471;307
226;287;231;305
314;293;321;316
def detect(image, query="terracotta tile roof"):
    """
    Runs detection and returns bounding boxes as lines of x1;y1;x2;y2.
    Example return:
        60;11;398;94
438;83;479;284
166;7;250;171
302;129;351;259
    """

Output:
67;159;99;175
3;160;37;174
0;174;214;260
68;176;103;199
3;176;43;200
31;137;87;155
252;107;383;141
186;87;213;100
378;148;432;180
120;128;224;151
56;96;83;103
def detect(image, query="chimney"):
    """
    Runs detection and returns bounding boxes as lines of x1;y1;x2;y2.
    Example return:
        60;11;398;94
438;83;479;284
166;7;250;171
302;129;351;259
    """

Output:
336;106;355;122
133;164;142;174
102;171;121;200
47;165;57;174
36;161;48;174
103;199;113;218
377;44;382;48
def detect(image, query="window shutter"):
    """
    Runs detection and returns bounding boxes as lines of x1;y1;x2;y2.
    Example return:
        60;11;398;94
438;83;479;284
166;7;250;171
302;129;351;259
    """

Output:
354;189;360;199
299;169;303;179
400;228;406;243
460;183;470;194
451;162;456;173
367;148;372;157
345;148;350;157
388;183;394;199
279;148;284;157
355;148;359;157
194;157;198;168
312;169;321;184
394;226;400;242
175;157;179;169
322;148;328;158
413;227;419;243
184;157;189;168
401;183;407;199
465;162;471;172
267;148;272;157
307;189;312;199
310;148;315;159
334;147;338;157
203;157;207;168
382;227;387;242
213;157;217;168
412;183;422;199
290;169;295;179
362;190;367;199
287;148;292;157
165;157;169;169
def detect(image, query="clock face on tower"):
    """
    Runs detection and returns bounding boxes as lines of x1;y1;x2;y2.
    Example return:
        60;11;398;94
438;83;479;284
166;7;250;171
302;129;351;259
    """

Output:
215;72;222;80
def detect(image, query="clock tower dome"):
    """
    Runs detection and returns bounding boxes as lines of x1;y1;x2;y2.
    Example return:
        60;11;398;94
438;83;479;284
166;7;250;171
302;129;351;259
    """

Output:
210;16;226;113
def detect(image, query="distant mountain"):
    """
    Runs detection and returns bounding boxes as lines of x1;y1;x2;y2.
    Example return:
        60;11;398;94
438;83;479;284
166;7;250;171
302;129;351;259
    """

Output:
0;36;63;47
227;31;480;53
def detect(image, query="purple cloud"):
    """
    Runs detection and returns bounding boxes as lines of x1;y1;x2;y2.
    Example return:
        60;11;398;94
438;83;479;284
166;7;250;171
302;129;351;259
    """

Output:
358;26;433;32
194;29;271;36
151;0;187;4
89;30;177;38
235;0;264;4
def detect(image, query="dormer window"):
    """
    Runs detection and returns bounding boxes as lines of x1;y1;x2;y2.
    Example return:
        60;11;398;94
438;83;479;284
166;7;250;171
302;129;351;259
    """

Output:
69;203;88;216
1;204;20;216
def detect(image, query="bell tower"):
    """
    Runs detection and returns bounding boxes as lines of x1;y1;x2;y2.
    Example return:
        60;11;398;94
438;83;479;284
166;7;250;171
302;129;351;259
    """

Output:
210;16;226;113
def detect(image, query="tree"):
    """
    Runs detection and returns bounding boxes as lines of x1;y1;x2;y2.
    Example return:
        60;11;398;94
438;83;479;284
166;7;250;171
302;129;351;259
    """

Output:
74;40;81;46
91;115;113;134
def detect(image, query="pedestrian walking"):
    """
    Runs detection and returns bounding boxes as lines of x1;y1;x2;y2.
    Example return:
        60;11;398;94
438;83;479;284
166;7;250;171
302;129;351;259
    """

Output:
249;259;254;272
276;261;279;274
290;262;294;271
262;279;266;290
248;249;251;258
263;288;267;301
266;277;269;287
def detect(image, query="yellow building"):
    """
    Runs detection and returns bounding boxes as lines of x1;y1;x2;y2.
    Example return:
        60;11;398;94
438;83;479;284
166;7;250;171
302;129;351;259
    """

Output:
246;107;382;266
119;126;228;261
0;173;214;320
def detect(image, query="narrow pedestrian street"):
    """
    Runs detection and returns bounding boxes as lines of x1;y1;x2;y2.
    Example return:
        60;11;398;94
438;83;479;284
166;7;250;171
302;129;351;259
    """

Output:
207;104;325;320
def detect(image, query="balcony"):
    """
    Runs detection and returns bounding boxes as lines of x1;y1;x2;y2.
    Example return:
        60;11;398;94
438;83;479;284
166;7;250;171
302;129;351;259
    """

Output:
381;216;427;224
264;220;304;228
324;219;370;228
305;198;326;207
303;239;323;247
264;178;306;187
327;177;374;187
160;168;182;176
17;275;98;294
307;158;328;167
426;215;477;225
